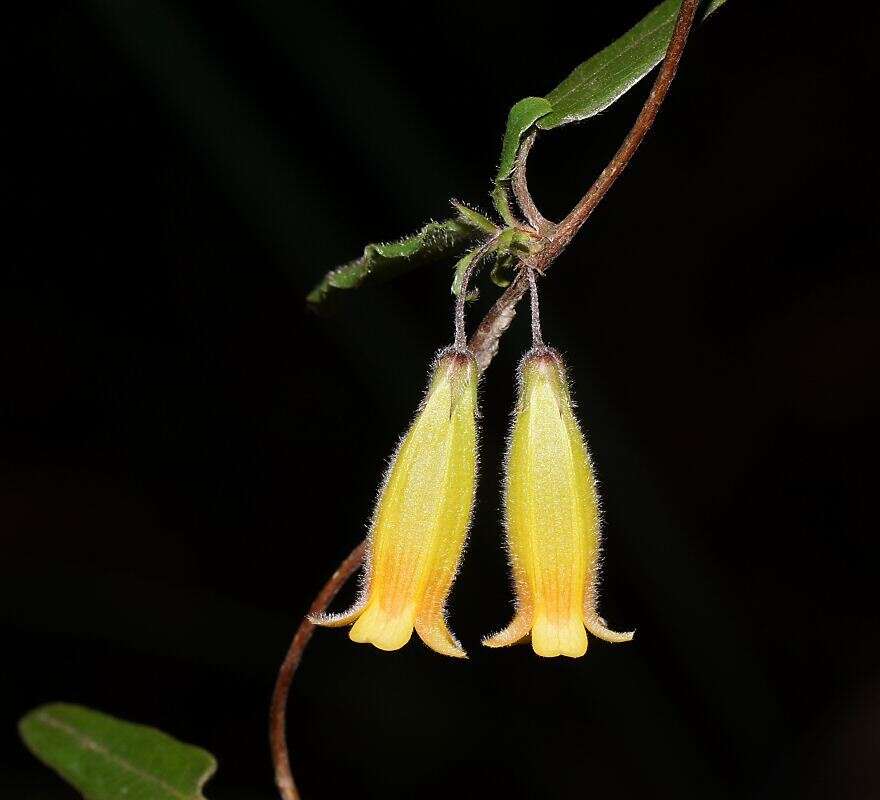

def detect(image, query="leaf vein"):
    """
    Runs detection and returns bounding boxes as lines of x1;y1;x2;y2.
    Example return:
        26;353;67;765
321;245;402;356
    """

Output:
547;10;673;108
35;711;196;800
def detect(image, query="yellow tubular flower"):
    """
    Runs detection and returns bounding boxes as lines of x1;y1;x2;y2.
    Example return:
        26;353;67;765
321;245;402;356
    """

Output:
313;348;478;658
484;347;633;658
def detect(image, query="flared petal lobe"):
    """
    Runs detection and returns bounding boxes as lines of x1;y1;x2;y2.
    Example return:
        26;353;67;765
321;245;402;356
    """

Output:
484;347;633;658
313;349;478;657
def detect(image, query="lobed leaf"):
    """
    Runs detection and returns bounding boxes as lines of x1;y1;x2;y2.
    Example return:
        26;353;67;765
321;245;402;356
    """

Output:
307;217;481;304
19;703;216;800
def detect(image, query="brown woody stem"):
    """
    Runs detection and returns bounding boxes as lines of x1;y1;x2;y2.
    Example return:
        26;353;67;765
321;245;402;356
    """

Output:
269;540;367;800
511;130;555;236
270;1;699;795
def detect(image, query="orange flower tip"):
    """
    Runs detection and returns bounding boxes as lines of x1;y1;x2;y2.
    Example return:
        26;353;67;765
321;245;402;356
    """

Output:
415;619;468;658
585;615;635;644
481;613;533;649
308;605;364;629
481;634;523;650
427;640;468;659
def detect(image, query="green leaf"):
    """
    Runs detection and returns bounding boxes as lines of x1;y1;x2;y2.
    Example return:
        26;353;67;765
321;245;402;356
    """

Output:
19;703;216;800
490;183;517;227
495;97;554;183
450;201;498;234
538;0;728;129
307;218;481;304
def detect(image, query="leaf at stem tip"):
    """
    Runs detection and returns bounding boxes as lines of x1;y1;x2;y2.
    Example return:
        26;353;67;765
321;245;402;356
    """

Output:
491;183;517;227
495;97;554;184
307;218;481;304
18;703;216;800
537;0;729;129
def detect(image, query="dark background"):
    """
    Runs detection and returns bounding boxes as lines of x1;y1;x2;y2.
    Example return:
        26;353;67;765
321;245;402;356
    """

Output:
4;2;879;798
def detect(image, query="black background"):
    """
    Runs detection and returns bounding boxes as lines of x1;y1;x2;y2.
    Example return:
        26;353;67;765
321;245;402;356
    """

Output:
5;2;879;798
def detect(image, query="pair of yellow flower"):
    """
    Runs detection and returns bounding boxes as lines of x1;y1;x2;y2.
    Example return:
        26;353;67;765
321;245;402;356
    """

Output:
315;345;633;658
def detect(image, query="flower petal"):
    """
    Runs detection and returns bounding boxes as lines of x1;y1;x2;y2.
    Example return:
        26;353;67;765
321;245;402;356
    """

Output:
485;347;632;657
349;599;416;651
313;349;478;657
532;611;588;658
414;611;467;659
585;614;635;644
482;608;533;648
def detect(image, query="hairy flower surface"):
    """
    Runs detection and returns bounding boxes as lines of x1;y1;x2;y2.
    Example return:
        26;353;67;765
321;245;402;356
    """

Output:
484;347;633;658
313;348;478;657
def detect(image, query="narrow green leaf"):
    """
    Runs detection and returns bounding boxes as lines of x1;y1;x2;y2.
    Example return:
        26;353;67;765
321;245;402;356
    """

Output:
19;703;216;800
495;97;554;183
307;218;481;304
451;200;499;234
490;183;517;227
537;0;728;129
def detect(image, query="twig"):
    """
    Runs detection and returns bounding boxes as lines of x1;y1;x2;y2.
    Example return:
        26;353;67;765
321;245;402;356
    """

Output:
269;540;367;800
271;1;700;795
470;0;700;371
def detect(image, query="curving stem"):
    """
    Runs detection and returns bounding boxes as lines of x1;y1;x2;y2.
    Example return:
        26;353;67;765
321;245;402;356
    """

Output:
269;540;367;800
511;130;556;237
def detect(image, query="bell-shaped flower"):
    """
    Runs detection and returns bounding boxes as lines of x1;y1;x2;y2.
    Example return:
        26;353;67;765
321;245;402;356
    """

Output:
484;347;633;658
313;348;478;657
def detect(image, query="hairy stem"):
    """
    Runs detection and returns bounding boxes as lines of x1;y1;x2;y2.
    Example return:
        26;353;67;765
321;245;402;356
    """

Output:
454;234;501;351
527;267;544;349
271;1;699;795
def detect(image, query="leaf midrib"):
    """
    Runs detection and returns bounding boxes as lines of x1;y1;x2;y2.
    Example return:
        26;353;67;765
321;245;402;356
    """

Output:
547;6;673;110
34;711;198;800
